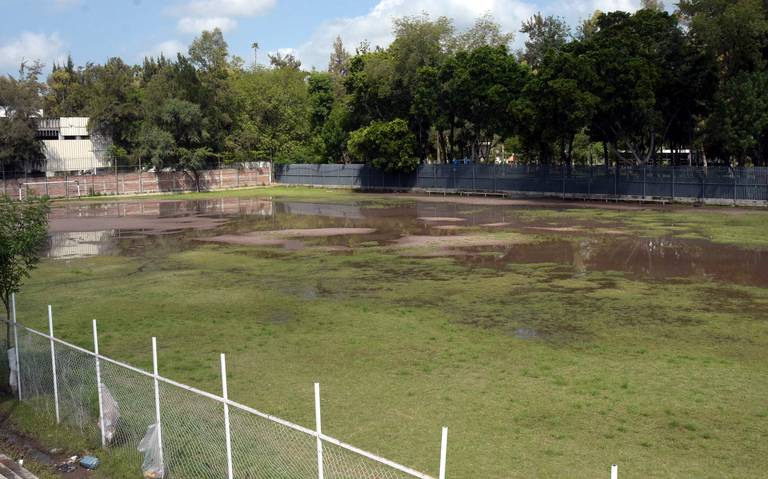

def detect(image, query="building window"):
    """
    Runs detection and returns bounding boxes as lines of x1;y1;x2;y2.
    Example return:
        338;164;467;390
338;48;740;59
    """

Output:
63;135;77;140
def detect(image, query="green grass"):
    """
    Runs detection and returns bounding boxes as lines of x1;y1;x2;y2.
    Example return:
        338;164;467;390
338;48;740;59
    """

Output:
9;248;768;478
520;206;768;248
6;189;768;478
57;185;405;204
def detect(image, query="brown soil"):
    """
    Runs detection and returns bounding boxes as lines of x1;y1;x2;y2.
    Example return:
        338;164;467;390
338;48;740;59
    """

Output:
417;217;467;222
199;228;377;248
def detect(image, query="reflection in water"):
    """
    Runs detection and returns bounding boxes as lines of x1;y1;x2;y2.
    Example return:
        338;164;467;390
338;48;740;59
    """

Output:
47;231;115;259
46;197;768;287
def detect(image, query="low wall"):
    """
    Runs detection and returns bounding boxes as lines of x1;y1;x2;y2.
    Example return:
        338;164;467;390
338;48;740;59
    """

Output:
1;167;271;199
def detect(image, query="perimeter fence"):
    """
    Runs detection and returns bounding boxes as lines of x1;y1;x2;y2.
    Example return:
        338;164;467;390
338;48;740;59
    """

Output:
0;295;445;479
274;163;768;205
1;162;271;199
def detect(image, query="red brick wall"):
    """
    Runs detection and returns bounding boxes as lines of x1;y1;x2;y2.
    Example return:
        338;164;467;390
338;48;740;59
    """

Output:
0;167;271;199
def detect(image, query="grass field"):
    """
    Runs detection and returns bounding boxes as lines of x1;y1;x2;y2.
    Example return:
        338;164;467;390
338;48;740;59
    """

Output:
6;187;768;478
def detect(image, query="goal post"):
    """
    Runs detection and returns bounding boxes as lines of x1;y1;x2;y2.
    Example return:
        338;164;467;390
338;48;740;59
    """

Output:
18;180;82;200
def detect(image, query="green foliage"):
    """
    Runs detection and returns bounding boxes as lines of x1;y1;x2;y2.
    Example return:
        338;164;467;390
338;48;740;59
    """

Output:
0;195;49;324
347;119;419;172
0;62;46;172
34;5;768;168
520;13;571;70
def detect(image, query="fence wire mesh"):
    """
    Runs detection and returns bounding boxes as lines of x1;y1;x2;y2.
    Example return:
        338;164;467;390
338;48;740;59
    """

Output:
323;441;421;479
54;342;99;439
4;317;435;479
230;405;318;478
17;329;56;418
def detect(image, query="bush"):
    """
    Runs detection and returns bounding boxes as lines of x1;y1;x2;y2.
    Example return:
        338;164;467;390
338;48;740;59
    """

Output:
347;119;419;173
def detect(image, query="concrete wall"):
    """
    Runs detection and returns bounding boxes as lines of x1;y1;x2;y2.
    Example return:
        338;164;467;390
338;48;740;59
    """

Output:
1;167;271;199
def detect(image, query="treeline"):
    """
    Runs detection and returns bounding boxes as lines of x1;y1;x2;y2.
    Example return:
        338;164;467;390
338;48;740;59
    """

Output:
3;0;768;174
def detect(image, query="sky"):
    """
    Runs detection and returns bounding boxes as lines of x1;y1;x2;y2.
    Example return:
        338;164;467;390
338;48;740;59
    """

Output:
0;0;642;75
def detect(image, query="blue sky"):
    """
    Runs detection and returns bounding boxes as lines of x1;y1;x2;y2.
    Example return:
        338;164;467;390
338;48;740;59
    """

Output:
0;0;641;75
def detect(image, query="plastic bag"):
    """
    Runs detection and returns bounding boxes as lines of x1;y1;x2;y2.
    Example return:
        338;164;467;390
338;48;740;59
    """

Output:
7;348;17;394
98;384;120;443
138;423;164;479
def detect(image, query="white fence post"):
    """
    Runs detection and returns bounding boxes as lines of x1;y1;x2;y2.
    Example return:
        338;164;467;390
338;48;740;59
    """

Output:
152;338;165;473
47;306;60;424
438;427;448;479
611;464;618;479
93;320;106;447
314;382;324;479
11;293;21;401
221;354;233;479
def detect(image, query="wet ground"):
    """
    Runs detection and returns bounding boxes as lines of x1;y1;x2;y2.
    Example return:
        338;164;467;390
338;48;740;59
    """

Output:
22;191;768;478
46;195;768;288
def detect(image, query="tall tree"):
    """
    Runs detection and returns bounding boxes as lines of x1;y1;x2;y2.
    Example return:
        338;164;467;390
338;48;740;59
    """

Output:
0;62;46;174
520;13;570;70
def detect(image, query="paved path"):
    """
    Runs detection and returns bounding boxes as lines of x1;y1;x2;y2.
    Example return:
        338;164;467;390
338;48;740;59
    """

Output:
0;455;37;479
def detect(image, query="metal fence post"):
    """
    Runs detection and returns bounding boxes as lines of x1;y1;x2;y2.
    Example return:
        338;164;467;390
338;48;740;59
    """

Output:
438;427;448;479
221;354;234;479
562;163;566;199
93;320;106;447
152;337;165;473
643;163;646;200
671;166;675;201
611;464;618;479
11;293;21;401
314;382;324;479
47;306;60;424
733;167;737;205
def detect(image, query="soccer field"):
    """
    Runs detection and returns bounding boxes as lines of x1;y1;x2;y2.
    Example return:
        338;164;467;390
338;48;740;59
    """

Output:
10;187;768;478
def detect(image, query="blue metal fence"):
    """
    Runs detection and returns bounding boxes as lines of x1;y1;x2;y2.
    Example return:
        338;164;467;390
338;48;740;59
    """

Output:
274;164;768;204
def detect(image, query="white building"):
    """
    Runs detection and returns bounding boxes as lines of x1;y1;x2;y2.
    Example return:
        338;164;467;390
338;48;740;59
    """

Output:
37;117;110;176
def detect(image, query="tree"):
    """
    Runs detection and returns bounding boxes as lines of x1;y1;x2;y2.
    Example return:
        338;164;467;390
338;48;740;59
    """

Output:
580;9;708;164
0;62;46;174
678;0;768;77
268;52;302;70
347;119;419;172
452;13;515;51
513;49;598;165
328;36;350;77
0;195;49;347
520;13;570;70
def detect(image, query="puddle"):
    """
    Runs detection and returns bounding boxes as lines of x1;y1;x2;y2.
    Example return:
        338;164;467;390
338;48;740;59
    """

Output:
45;195;768;288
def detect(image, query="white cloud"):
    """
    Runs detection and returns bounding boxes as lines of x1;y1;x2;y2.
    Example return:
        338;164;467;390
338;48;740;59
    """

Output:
169;0;274;37
178;16;238;33
169;0;275;18
0;32;65;72
142;40;186;59
296;0;537;70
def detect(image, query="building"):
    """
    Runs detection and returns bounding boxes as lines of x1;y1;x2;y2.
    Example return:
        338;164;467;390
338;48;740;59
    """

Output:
35;117;110;176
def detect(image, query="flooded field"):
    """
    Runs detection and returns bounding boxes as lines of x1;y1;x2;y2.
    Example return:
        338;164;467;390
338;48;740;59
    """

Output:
14;189;768;478
45;195;768;288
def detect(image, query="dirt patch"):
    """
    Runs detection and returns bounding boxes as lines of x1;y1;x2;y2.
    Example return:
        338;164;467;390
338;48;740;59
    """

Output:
392;234;529;249
269;228;376;237
200;228;376;248
482;222;510;227
417;217;467;222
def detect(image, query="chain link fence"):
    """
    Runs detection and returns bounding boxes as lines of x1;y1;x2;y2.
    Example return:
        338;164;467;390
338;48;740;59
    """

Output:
274;163;768;206
1;296;441;479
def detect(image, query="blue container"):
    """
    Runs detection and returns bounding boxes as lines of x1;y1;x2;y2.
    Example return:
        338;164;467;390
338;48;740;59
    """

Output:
79;456;100;470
